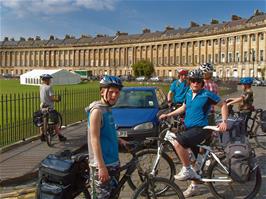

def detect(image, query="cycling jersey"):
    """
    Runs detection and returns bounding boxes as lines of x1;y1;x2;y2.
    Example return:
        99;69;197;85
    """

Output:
184;89;221;128
87;101;119;167
169;79;189;104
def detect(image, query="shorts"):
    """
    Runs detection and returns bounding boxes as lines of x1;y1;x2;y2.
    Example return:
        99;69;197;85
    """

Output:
90;164;120;199
175;127;211;157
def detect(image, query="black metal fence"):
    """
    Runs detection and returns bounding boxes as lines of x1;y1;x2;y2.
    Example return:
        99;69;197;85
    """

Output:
0;88;99;148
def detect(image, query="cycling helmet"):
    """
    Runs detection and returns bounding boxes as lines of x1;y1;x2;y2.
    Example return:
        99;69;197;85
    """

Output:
240;77;253;85
40;74;53;80
188;69;204;79
177;69;188;75
199;63;214;73
100;75;123;90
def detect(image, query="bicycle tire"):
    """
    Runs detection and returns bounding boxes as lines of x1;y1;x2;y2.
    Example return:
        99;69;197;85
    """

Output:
207;157;262;199
254;124;266;149
127;148;176;191
132;177;185;199
46;129;52;147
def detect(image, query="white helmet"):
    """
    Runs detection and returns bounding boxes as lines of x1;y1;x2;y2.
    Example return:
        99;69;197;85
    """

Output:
199;63;214;73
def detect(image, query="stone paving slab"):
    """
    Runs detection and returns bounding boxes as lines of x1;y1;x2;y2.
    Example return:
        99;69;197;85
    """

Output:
0;122;87;186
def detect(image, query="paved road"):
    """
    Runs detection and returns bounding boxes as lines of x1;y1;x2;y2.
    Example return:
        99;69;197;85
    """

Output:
0;86;265;199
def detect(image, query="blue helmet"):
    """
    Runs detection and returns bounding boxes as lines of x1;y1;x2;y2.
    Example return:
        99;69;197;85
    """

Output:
40;74;53;80
240;77;253;85
100;75;123;90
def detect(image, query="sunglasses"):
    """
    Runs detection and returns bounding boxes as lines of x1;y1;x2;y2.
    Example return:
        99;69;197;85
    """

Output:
190;78;203;83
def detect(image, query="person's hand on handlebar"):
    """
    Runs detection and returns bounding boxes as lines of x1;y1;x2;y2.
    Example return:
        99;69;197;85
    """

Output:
217;121;227;132
159;113;168;121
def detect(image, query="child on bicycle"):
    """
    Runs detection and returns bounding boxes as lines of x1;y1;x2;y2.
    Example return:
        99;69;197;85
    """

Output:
86;75;126;199
39;74;66;142
226;77;254;131
159;69;228;197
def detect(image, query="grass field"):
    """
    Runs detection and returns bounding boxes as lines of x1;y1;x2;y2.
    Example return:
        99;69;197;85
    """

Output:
0;79;170;94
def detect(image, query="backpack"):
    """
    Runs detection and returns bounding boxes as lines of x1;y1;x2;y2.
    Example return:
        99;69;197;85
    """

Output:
260;110;266;132
33;110;43;127
222;117;257;183
36;150;89;199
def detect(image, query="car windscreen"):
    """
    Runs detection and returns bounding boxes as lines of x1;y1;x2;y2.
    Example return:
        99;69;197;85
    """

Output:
114;90;155;108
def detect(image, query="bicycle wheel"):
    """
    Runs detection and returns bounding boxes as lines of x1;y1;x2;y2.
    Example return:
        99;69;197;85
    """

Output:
132;177;185;199
207;157;262;199
46;128;53;147
127;148;176;191
254;124;266;149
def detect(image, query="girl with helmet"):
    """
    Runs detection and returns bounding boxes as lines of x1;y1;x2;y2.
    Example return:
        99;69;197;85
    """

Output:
226;77;254;130
160;68;228;197
85;75;125;199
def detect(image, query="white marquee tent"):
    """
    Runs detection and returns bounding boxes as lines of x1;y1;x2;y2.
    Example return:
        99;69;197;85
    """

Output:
20;69;81;85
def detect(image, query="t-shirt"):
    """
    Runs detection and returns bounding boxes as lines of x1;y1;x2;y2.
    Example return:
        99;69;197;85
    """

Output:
40;84;54;108
184;89;221;128
169;80;189;104
239;89;253;111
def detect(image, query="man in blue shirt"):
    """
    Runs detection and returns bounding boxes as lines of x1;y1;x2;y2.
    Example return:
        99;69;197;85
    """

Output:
86;76;124;199
160;69;228;182
167;69;189;108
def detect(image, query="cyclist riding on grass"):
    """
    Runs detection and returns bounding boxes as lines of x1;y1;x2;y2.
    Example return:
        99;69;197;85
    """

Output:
39;74;66;142
85;75;126;199
226;77;254;131
159;68;228;197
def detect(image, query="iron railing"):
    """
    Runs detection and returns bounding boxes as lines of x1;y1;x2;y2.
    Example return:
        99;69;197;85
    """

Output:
0;88;99;147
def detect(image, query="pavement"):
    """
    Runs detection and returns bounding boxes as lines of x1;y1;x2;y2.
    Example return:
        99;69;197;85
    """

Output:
0;86;265;199
0;122;88;186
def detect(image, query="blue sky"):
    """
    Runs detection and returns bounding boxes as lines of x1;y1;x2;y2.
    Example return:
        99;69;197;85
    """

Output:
0;0;265;41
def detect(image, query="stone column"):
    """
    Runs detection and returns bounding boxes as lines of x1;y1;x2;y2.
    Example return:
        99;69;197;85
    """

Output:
240;35;244;63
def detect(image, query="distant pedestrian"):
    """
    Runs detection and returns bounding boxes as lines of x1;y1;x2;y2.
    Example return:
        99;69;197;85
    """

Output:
39;74;66;141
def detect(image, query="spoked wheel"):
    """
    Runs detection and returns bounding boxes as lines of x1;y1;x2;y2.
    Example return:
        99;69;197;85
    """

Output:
127;148;176;192
207;157;262;199
132;177;185;199
46;127;56;147
254;124;266;149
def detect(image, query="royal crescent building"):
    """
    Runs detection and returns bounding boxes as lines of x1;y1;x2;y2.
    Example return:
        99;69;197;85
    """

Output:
0;10;266;79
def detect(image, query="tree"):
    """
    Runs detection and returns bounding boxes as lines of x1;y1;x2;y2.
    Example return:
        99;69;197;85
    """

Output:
132;60;155;77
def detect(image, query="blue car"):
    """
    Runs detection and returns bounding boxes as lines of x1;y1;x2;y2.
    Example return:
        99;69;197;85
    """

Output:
112;87;168;140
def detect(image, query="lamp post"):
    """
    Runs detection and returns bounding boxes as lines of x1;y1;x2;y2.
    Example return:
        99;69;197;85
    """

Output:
250;49;255;78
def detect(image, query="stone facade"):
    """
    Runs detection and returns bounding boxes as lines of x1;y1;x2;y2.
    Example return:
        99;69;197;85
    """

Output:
1;11;266;79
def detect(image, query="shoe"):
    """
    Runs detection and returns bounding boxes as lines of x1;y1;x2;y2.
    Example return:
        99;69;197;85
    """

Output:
174;167;201;181
40;134;46;142
58;134;67;141
183;184;201;197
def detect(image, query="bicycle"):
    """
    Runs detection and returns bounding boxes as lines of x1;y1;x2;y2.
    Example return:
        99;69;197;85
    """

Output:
41;106;63;146
162;124;262;199
225;104;266;149
83;142;185;199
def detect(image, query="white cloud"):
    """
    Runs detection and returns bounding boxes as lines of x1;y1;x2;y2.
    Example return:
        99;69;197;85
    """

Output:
0;0;117;17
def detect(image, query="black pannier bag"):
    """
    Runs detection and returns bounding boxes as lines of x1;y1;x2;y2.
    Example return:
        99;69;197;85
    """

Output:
217;117;257;183
261;110;266;132
33;110;43;127
37;150;89;199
